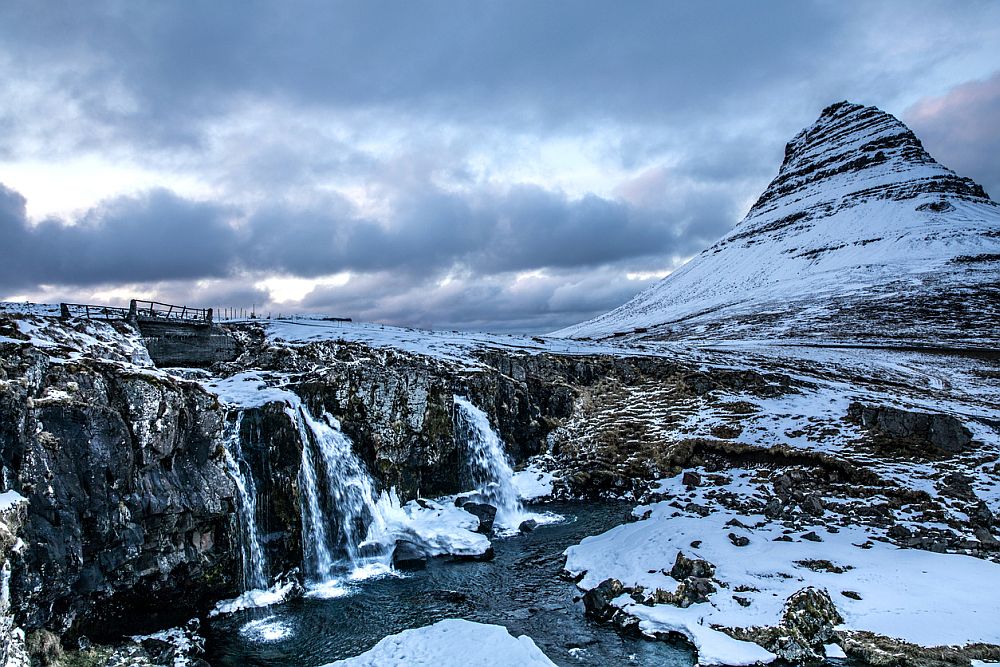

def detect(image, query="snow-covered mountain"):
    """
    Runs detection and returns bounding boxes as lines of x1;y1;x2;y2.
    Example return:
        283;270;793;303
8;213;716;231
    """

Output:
554;101;1000;346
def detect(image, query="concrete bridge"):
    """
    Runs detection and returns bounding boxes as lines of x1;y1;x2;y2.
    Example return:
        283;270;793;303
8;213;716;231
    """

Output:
60;299;237;367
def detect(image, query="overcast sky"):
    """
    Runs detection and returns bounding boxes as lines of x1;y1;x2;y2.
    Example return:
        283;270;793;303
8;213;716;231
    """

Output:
1;1;997;333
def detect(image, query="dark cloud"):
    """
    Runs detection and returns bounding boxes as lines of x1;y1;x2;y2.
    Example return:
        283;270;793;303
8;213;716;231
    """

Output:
0;180;703;296
0;2;844;140
0;188;237;288
3;1;995;154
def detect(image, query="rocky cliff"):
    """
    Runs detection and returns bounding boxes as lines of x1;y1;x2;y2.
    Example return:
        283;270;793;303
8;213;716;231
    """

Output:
0;340;239;642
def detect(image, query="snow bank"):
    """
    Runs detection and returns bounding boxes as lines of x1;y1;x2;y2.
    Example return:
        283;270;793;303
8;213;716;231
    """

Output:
565;469;1000;651
375;493;492;558
0;491;26;513
323;618;557;666
612;599;776;666
200;371;301;408
262;317;657;366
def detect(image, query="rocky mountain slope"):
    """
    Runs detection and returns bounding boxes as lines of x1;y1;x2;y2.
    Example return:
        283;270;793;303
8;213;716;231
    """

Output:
554;101;1000;346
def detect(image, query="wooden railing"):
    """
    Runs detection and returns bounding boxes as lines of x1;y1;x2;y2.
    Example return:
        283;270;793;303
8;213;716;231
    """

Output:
60;300;213;324
131;300;212;323
59;303;132;321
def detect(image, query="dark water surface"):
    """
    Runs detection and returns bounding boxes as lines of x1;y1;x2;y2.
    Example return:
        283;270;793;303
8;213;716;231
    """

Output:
204;501;695;666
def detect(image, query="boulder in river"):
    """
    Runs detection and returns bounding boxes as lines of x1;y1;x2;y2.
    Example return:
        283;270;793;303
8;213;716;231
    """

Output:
392;540;428;571
582;579;625;621
463;503;498;534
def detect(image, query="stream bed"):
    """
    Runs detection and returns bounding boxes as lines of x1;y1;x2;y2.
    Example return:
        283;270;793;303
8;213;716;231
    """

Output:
204;500;695;666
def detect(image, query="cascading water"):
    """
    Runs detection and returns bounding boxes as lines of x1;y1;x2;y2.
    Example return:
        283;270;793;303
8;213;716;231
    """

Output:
288;404;394;588
453;396;526;530
221;412;268;592
212;413;294;619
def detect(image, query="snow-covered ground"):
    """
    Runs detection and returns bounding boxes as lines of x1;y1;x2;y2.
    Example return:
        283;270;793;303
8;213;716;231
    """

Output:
564;468;1000;665
512;465;557;501
262;316;664;367
322;619;557;666
0;306;154;366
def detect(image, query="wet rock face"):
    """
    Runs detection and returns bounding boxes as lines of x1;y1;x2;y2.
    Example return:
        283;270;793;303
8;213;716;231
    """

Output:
233;404;305;575
848;401;973;454
293;360;464;500
0;348;239;641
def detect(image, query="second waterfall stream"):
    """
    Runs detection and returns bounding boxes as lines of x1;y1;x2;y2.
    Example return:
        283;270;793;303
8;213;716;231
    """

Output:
288;404;396;595
453;396;533;533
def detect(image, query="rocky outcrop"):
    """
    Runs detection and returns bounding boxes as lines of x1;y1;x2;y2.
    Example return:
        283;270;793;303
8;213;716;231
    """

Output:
848;401;973;454
726;587;843;662
0;492;28;667
837;630;1000;667
0;342;240;642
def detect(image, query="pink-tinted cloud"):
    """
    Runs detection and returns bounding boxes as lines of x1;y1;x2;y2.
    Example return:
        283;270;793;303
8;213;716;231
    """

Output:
905;72;1000;198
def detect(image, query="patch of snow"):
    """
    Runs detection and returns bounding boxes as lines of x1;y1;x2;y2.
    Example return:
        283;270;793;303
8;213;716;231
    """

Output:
261;317;668;367
201;371;301;408
512;466;556;501
612;598;776;666
322;618;557;666
0;491;26;512
373;492;492;558
824;643;848;659
210;580;296;616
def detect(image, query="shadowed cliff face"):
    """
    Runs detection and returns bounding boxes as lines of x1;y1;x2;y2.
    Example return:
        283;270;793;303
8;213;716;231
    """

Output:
0;341;240;640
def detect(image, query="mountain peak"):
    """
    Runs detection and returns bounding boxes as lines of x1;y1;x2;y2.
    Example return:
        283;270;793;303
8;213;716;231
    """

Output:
553;101;1000;345
747;101;990;221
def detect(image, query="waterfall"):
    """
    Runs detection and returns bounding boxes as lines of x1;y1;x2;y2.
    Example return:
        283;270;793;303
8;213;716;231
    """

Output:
453;396;525;530
221;412;268;592
288;404;393;586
